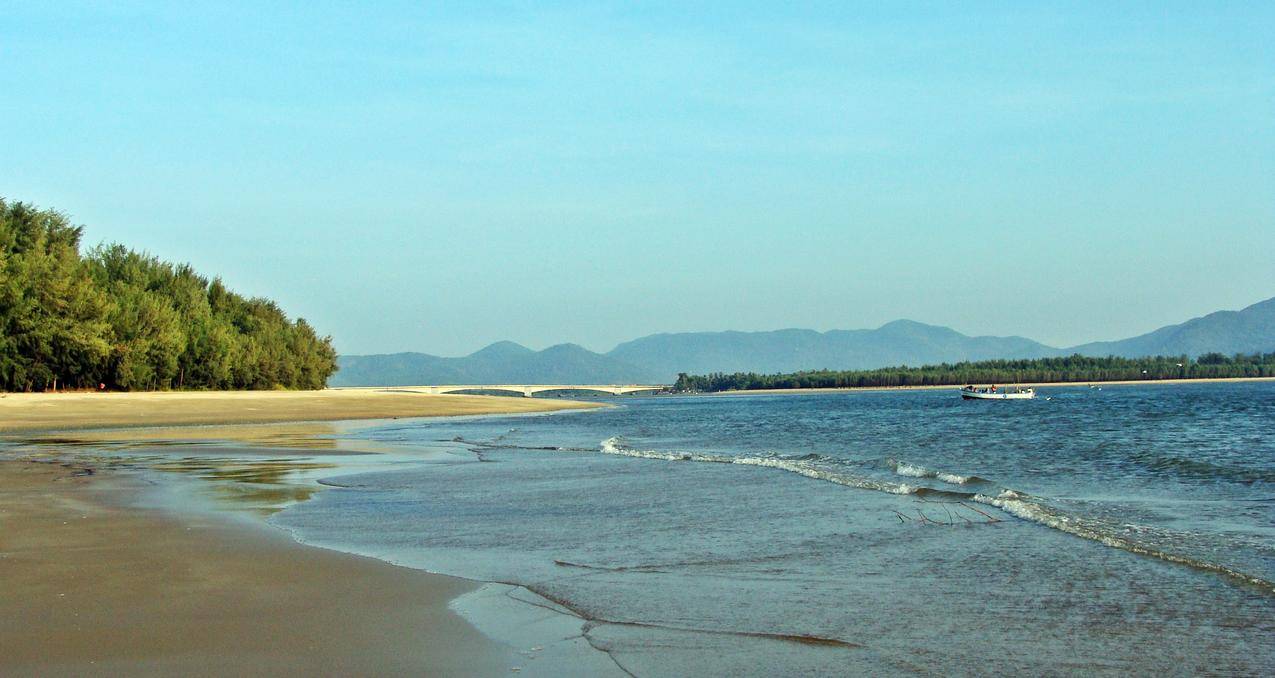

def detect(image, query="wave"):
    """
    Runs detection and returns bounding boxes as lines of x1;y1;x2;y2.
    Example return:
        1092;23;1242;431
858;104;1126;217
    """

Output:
886;458;986;486
594;437;1275;594
555;551;795;573
974;491;1275;593
1128;451;1275;485
600;437;920;494
729;455;920;495
600;437;735;463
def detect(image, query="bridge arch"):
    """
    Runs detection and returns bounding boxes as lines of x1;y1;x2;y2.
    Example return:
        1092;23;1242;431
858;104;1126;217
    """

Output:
399;384;666;398
435;386;537;397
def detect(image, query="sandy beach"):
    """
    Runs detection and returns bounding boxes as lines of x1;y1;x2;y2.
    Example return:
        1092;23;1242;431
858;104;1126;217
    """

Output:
0;460;529;677
0;390;607;676
0;387;604;433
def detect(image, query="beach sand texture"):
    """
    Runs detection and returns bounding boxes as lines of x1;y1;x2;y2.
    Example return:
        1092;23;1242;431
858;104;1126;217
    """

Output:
0;390;608;676
0;387;604;432
0;461;525;677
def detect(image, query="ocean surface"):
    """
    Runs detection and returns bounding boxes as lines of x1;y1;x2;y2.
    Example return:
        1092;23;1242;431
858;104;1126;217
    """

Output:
271;383;1275;675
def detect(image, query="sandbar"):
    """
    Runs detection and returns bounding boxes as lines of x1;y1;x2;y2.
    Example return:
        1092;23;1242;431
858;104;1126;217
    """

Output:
0;387;605;433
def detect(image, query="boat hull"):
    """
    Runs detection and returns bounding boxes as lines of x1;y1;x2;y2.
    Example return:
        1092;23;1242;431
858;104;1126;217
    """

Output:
961;391;1035;400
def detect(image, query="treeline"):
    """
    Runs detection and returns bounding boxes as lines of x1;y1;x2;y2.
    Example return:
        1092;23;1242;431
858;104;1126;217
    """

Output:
1;199;337;391
673;353;1275;392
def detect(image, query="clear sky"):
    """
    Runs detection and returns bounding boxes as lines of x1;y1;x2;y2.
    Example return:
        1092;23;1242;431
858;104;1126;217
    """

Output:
3;2;1272;356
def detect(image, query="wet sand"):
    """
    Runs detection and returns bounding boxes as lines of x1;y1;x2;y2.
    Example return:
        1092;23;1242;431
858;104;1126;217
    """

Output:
0;392;608;675
0;388;604;432
0;460;522;677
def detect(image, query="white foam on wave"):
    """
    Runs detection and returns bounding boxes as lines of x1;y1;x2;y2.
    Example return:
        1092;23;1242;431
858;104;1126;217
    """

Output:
888;458;975;485
599;436;732;463
973;491;1275;593
594;438;1275;594
891;461;930;478
600;438;916;495
731;456;918;495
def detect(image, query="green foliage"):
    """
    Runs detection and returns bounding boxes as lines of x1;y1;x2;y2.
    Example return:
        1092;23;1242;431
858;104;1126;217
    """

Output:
0;198;337;391
673;354;1275;393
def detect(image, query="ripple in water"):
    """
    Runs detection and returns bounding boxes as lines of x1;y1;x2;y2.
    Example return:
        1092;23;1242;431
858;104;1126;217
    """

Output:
275;384;1275;675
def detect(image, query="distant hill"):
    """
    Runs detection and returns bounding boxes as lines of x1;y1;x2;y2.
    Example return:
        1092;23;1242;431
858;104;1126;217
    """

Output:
606;320;1057;381
1068;297;1275;358
331;295;1275;386
332;341;658;386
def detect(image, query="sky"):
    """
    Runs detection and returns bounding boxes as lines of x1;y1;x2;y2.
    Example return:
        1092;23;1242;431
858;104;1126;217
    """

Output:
3;2;1273;356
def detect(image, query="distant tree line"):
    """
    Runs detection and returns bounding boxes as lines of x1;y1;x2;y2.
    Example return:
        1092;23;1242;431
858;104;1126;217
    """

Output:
1;199;337;391
673;353;1275;393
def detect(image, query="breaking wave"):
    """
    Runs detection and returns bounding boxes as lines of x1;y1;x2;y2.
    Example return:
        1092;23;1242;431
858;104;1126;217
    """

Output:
887;458;986;486
975;491;1275;592
600;437;919;494
593;437;1275;594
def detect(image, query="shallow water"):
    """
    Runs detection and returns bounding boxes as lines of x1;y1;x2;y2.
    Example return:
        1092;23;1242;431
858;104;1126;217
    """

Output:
271;384;1272;674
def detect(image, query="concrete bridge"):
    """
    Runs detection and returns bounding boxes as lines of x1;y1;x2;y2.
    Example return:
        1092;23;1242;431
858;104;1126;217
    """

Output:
386;384;668;398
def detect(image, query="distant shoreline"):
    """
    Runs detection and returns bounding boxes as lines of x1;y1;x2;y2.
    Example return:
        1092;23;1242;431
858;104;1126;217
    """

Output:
702;375;1275;396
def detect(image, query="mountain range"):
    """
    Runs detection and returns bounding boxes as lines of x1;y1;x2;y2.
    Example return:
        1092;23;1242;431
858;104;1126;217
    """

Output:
330;295;1275;386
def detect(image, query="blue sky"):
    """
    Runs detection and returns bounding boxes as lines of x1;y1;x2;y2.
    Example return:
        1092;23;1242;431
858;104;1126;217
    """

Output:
3;2;1272;355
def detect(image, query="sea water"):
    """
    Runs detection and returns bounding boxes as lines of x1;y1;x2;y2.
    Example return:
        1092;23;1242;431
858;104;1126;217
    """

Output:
273;383;1275;675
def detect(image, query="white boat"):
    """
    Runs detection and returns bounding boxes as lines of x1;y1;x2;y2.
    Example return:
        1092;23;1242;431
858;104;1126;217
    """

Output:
960;385;1035;400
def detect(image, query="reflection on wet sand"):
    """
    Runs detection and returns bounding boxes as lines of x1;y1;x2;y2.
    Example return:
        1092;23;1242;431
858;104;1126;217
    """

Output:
149;458;339;515
2;421;386;516
12;420;386;450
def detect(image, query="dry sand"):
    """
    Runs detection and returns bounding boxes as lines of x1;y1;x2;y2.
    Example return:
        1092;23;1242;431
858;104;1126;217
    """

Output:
0;387;604;432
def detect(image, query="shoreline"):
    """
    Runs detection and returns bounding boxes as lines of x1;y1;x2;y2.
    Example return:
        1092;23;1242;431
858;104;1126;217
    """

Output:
0;387;605;433
0;458;528;677
0;393;613;676
7;382;1273;673
701;375;1275;396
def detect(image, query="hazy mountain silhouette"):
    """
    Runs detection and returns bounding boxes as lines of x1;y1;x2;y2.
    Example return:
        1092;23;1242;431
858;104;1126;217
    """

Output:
1068;296;1275;358
333;342;658;386
605;320;1056;381
330;295;1275;386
